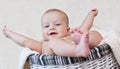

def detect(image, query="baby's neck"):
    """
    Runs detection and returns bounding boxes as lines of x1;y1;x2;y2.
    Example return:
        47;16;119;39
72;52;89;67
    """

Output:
44;35;73;42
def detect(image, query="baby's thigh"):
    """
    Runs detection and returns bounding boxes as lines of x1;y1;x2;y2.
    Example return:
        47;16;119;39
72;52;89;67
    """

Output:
88;30;103;48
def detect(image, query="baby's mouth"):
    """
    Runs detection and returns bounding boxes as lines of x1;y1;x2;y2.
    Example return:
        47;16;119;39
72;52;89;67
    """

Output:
48;32;58;35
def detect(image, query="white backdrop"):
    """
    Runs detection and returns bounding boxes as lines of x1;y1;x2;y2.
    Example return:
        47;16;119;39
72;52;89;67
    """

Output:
0;0;120;69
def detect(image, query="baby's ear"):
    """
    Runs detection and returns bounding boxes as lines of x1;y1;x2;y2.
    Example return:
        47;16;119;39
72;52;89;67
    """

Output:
67;27;70;32
67;27;71;35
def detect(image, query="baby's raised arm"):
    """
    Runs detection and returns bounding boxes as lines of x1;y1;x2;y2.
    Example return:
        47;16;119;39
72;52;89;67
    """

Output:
3;25;42;53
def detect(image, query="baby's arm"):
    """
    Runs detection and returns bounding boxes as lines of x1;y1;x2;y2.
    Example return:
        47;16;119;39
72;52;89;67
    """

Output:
3;26;42;53
80;9;98;32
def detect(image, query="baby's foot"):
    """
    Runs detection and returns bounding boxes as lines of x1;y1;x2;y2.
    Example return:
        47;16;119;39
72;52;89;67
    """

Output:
3;25;9;38
77;31;90;57
89;9;98;16
70;28;83;45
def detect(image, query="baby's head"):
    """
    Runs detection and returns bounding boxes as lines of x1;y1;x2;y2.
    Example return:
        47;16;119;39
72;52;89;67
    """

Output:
41;9;70;41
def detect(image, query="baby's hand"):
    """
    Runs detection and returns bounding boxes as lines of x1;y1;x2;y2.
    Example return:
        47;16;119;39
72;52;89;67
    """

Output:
70;28;83;45
3;25;10;38
90;9;98;16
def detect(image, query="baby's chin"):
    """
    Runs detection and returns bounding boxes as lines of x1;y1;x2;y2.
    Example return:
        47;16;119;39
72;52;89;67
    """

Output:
45;35;69;41
44;36;57;41
43;37;55;41
48;36;59;39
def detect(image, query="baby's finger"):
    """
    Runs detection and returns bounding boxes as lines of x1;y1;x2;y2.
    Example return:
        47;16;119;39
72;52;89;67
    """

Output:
69;28;74;33
3;26;6;32
74;28;77;31
76;28;81;32
74;27;82;34
3;28;5;32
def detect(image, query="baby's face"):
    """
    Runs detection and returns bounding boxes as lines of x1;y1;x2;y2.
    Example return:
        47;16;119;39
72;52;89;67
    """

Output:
41;11;69;40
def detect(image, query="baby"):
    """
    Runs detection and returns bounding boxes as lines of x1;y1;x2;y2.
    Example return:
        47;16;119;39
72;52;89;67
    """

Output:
3;9;103;57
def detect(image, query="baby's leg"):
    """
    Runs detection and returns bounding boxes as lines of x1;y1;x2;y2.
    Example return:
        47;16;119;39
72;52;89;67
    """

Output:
80;9;98;32
76;32;90;57
79;9;103;48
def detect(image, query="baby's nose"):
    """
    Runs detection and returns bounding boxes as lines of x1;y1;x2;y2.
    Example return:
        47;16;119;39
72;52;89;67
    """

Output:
49;25;55;30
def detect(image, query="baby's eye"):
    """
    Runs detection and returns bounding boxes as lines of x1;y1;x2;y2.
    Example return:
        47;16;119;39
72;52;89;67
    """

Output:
55;23;61;26
44;25;49;28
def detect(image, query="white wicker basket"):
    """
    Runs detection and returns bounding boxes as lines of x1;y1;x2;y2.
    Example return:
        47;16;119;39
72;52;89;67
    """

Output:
28;43;120;69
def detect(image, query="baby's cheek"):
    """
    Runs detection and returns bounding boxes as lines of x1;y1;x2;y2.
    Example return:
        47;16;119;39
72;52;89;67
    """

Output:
44;35;49;41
